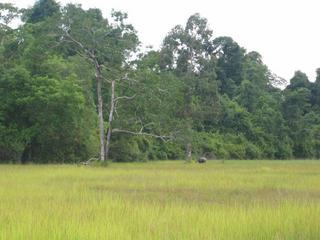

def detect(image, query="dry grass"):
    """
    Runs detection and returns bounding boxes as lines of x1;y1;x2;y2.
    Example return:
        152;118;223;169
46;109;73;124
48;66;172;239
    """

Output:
0;160;320;239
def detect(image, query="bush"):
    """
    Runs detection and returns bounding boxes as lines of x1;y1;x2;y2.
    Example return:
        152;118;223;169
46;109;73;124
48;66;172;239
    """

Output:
110;137;147;162
192;132;261;160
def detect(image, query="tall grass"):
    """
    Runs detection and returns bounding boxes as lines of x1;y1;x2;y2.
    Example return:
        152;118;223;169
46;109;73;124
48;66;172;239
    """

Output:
0;160;320;239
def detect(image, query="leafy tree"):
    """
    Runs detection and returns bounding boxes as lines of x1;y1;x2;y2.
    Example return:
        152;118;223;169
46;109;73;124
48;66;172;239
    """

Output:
311;68;320;108
213;36;245;97
25;0;60;23
287;71;310;90
159;14;221;159
0;65;98;163
283;72;314;158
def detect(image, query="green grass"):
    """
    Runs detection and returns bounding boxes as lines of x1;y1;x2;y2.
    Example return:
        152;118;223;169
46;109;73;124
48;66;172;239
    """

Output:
0;160;320;239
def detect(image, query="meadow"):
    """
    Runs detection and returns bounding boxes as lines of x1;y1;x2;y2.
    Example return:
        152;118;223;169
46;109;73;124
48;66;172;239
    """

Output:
0;160;320;240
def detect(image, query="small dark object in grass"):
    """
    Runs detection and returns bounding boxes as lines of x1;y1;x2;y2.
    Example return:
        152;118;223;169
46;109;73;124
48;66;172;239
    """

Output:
197;157;207;163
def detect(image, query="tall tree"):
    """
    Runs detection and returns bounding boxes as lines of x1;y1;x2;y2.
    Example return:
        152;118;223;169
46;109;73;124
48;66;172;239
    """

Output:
212;36;245;97
60;5;138;161
283;72;313;158
159;13;220;159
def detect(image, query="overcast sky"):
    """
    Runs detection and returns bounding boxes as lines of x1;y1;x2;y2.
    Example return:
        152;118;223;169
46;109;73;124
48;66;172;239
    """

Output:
4;0;320;81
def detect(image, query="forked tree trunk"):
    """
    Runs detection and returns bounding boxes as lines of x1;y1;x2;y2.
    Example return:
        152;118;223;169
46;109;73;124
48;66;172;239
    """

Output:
105;80;115;160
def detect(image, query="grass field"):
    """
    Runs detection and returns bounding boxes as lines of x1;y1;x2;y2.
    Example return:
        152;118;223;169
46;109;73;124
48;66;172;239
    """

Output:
0;160;320;239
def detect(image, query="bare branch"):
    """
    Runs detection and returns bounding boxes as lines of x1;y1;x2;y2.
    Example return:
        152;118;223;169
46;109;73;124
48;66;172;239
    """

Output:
114;95;136;102
267;71;288;88
62;30;98;63
157;87;169;93
112;128;172;142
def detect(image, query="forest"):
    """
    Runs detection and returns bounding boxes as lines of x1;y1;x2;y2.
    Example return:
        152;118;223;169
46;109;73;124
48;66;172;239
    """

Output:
1;0;320;163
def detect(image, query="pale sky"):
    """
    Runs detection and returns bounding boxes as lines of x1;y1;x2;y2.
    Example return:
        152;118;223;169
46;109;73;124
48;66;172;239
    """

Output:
3;0;320;81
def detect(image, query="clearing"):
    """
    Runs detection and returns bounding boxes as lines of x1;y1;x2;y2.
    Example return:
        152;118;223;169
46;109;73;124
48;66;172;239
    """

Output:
0;160;320;239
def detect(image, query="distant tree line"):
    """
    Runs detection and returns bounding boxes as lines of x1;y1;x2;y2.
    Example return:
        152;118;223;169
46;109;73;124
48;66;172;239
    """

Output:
0;0;319;163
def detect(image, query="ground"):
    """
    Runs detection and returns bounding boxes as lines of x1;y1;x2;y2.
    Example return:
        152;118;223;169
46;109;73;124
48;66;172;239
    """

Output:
0;160;320;239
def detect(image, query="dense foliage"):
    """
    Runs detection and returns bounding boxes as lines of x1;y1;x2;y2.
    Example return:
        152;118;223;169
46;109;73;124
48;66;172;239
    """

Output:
0;1;319;163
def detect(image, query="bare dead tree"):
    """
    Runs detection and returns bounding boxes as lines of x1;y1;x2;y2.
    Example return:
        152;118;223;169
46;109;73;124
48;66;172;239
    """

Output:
62;31;107;161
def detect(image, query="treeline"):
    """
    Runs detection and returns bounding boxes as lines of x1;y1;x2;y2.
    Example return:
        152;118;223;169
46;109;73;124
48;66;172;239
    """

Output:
0;0;319;163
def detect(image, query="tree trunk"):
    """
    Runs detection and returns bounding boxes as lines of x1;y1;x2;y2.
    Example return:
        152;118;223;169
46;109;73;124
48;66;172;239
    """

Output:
21;143;31;164
96;68;105;161
105;80;115;160
186;142;192;161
